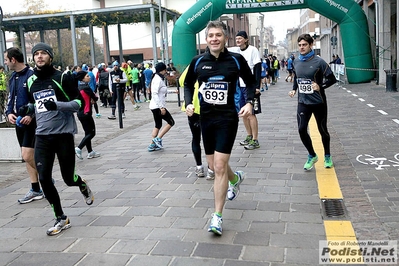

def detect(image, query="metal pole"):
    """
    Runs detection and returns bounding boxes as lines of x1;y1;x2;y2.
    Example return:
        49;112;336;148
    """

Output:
117;23;123;63
150;7;158;64
163;11;169;64
89;24;96;67
57;29;62;68
70;15;78;66
19;25;26;63
158;0;164;62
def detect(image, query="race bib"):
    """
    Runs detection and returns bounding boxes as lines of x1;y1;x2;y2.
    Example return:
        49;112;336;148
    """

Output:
33;89;57;113
199;81;228;105
297;78;313;94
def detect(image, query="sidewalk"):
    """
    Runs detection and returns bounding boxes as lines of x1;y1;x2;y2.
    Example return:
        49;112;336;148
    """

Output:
0;79;398;265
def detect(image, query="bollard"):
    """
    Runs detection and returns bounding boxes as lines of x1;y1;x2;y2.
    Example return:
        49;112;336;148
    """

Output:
384;69;398;92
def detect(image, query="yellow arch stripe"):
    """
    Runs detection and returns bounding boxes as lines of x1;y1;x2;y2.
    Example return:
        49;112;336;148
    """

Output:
309;116;361;262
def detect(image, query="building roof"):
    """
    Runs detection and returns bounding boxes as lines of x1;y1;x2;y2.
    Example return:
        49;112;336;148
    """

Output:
2;4;180;32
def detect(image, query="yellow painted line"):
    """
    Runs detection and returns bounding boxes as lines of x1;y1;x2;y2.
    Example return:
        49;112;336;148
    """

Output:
309;117;343;199
309;116;362;263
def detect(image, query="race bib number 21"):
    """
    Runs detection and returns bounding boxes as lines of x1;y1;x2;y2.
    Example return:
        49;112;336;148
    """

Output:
33;89;57;113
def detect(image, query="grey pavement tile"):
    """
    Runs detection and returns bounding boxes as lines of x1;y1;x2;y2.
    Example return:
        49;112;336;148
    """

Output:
15;237;77;252
0;227;29;239
110;239;158;254
151;240;196;256
253;193;282;202
127;255;172;266
249;222;286;233
171;217;208;230
286;223;325;235
90;216;132;226
270;234;322;249
78;253;132;266
8;253;84;266
0;238;29;252
162;198;197;207
123;206;168;217
193;242;243;259
147;228;188;240
183;229;236;244
0;252;22;265
102;226;152;240
280;212;323;223
242;210;280;222
171;257;225;266
285;248;320;265
158;190;198;199
224;260;270;266
233;231;270;246
242;245;284;262
67;237;117;253
258;202;290;212
127;216;177;228
225;200;258;211
164;206;208;218
123;197;165;206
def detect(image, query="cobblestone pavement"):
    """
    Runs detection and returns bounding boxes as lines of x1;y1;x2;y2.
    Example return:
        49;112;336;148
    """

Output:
0;79;398;265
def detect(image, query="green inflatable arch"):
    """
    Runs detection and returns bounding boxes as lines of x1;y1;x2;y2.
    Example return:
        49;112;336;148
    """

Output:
172;0;374;84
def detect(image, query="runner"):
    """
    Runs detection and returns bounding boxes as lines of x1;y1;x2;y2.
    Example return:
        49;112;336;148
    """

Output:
184;21;255;236
288;33;337;170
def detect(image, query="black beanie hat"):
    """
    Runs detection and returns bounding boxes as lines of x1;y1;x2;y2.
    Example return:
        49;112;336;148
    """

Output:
236;31;248;39
155;62;167;73
76;70;88;81
32;42;54;59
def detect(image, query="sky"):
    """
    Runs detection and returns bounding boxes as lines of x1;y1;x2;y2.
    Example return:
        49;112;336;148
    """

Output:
2;0;301;44
263;10;301;43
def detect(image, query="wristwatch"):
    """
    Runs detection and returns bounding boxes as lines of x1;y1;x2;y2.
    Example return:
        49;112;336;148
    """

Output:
246;100;254;105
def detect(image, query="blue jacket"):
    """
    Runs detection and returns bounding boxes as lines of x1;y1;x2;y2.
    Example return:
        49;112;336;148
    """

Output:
6;65;34;116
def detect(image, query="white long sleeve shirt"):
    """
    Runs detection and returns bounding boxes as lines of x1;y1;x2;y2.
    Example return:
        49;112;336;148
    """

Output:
149;73;168;110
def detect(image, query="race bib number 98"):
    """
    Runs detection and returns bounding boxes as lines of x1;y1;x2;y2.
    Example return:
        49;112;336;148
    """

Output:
33;89;57;113
297;78;313;94
201;81;228;105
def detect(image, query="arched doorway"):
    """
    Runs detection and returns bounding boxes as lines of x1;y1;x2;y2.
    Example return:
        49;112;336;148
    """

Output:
172;0;374;84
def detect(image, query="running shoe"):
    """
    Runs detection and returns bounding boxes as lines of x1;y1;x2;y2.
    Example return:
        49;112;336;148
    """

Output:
80;179;94;205
121;113;126;119
227;171;245;201
18;189;44;204
148;143;161;152
206;168;215;180
134;105;141;110
208;213;223;235
153;137;163;149
87;151;101;159
304;154;318;171
75;147;83;160
95;113;101;118
195;166;205;177
324;155;334;168
47;216;71;236
239;135;252;146
108;115;116;120
244;139;260;150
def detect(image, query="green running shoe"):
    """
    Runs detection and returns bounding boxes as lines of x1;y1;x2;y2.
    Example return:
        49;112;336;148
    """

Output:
304;154;318;171
324;155;333;168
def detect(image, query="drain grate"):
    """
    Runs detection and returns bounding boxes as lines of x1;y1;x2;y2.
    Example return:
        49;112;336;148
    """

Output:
321;199;347;220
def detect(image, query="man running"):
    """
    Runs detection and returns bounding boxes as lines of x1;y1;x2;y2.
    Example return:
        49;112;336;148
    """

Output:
184;21;256;236
288;34;337;171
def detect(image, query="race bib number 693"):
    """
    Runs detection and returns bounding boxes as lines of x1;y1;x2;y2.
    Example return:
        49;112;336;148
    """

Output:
201;81;228;105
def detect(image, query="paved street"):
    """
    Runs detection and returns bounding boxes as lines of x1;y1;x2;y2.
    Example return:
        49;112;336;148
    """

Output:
0;78;398;265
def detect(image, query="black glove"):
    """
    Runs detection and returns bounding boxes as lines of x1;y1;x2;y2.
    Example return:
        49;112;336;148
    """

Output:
17;105;29;116
44;101;57;111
